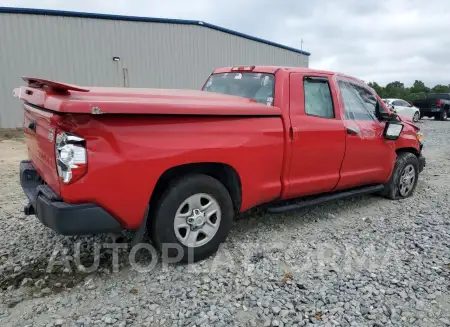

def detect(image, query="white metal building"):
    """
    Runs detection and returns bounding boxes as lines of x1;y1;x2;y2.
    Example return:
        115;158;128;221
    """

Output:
0;7;310;128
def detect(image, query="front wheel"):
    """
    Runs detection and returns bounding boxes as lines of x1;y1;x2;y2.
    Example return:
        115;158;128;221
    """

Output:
440;110;448;121
413;112;420;122
150;174;234;263
381;152;419;200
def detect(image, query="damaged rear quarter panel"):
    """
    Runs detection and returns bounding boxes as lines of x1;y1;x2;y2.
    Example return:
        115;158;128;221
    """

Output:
58;114;285;229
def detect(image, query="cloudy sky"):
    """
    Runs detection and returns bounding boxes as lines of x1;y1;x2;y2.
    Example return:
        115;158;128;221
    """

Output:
2;0;450;87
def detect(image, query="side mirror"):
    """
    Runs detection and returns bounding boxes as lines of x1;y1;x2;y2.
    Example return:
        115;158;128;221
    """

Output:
380;112;392;120
383;122;404;140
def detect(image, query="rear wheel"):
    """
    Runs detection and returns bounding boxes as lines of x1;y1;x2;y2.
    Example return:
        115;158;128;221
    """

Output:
381;152;419;200
150;174;234;263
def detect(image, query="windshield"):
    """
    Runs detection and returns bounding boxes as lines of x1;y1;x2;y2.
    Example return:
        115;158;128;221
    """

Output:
202;72;275;106
426;93;450;100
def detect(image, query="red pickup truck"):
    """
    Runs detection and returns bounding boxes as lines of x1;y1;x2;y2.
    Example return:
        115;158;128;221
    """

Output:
14;66;425;262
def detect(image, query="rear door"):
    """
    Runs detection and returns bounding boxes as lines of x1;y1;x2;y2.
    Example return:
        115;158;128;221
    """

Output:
283;73;346;199
335;79;395;190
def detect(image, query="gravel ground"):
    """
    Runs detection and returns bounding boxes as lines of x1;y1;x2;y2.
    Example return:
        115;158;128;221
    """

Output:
0;119;449;327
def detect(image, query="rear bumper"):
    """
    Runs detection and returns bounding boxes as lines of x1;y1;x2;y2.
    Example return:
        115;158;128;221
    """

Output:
20;160;122;235
418;154;426;173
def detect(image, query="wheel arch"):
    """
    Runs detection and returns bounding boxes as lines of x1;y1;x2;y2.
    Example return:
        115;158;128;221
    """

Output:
149;162;242;214
381;149;420;200
396;147;419;157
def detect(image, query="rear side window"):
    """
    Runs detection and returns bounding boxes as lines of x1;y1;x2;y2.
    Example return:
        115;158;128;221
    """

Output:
338;80;377;121
303;77;334;118
202;72;275;106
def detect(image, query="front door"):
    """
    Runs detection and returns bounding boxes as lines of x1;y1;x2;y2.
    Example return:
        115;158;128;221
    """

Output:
335;79;396;190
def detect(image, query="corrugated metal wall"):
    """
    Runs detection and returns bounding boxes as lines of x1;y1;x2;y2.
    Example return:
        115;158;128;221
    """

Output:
0;13;309;128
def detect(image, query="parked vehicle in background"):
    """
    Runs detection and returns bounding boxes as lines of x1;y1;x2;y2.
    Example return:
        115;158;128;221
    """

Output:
383;98;421;122
14;66;426;262
412;93;450;121
382;99;395;111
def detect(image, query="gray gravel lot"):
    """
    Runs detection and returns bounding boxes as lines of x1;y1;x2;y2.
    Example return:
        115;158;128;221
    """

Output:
0;119;449;327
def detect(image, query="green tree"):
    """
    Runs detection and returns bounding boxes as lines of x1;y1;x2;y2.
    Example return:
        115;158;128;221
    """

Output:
365;80;449;100
367;82;386;98
431;84;450;93
409;80;429;94
385;81;407;98
405;92;426;102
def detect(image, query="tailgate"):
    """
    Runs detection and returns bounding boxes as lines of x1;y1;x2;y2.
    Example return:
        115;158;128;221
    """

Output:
23;104;61;195
413;99;437;109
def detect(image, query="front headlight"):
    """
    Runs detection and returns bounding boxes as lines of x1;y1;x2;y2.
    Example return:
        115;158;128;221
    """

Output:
416;132;424;144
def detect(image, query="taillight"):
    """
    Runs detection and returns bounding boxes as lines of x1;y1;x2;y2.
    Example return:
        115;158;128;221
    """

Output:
437;99;442;106
55;131;87;184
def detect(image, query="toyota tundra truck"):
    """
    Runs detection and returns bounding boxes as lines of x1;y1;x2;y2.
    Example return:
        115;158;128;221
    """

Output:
14;66;426;262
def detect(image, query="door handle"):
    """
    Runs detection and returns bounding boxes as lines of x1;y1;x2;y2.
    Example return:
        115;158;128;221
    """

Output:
346;127;359;135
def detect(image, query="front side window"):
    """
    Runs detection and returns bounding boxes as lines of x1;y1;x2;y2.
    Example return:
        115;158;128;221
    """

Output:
202;72;275;106
392;100;403;106
303;77;334;118
338;80;377;121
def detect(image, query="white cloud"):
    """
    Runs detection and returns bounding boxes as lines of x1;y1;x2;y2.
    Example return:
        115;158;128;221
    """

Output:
2;0;450;86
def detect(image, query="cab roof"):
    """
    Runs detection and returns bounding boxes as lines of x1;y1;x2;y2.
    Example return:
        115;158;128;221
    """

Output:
213;66;364;84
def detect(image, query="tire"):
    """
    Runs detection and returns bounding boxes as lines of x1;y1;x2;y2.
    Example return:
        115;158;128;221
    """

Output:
150;174;234;263
439;110;448;121
413;112;420;122
381;152;419;200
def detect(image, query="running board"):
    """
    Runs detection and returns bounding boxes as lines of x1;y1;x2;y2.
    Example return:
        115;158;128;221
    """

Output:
267;184;385;214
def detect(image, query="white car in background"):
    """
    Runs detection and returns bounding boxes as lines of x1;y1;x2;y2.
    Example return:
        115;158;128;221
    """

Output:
382;98;421;122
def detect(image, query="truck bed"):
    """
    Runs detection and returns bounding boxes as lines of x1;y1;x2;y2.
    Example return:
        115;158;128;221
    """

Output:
15;77;281;116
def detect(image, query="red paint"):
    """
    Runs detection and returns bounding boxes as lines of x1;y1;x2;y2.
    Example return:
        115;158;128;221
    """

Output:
335;118;396;190
284;72;346;198
23;104;61;194
17;66;422;229
15;85;280;116
21;76;90;92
